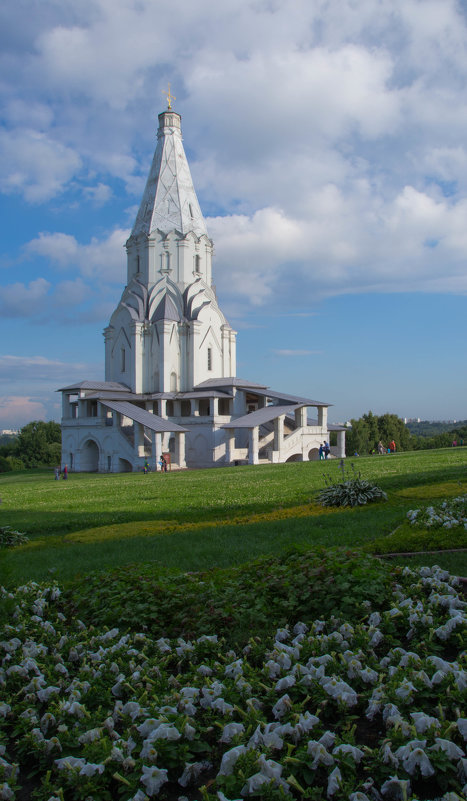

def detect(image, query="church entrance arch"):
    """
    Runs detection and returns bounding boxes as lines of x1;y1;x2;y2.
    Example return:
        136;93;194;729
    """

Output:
286;453;302;462
118;458;132;472
80;439;99;471
308;448;319;461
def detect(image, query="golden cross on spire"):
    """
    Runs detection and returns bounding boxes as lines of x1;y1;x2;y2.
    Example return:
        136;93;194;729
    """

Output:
163;83;176;110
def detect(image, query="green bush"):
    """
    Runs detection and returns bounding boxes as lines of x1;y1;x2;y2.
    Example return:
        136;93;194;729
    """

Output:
0;455;12;472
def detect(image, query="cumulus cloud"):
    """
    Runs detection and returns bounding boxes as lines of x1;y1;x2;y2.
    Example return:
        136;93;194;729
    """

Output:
0;278;51;317
0;396;49;428
25;228;128;284
0;128;81;202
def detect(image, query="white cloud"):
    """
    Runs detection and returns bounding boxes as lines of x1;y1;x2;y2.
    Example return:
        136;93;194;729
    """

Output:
0;278;51;317
0;396;49;428
0;128;81;202
25;228;128;284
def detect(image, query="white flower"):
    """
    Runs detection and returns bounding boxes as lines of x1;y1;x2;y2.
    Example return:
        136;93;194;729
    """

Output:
79;761;105;776
410;712;440;734
149;723;181;742
327;766;342;797
137;718;164;738
381;776;411;799
457;719;467;741
275;675;295;692
224;659;243;678
430;738;465;759
272;694;292;719
402;747;435;777
211;697;234;715
218;745;248;776
220;723;245;743
121;701;143;720
0;782;14;800
307;741;334;769
394;679;416;700
140;765;168;795
381;743;399;768
349;794;371;801
55;756;86;772
78;727;102;744
178;760;212;787
323;678;358;706
332;743;364;763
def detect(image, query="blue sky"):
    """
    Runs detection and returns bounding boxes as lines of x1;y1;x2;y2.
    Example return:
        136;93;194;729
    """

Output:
1;0;467;428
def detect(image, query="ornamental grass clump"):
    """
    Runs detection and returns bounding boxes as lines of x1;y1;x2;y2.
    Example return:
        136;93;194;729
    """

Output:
0;526;29;549
317;462;387;508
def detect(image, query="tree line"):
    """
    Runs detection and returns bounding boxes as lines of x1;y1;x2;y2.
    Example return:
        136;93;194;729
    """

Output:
344;411;466;456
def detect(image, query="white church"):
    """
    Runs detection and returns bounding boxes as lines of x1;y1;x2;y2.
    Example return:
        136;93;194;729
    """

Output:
59;102;346;472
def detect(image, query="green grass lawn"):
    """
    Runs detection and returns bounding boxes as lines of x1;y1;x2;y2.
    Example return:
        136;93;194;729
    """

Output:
1;447;466;586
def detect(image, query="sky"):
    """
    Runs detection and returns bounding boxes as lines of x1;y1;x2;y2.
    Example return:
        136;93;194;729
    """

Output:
1;0;467;429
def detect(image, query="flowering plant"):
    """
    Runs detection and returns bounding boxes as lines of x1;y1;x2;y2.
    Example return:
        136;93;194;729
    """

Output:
407;495;467;530
0;561;466;801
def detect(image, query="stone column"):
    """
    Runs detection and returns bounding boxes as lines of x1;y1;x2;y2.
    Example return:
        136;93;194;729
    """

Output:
248;426;259;465
318;406;328;429
273;415;284;461
337;430;346;458
134;422;145;458
176;432;186;469
295;406;307;428
225;428;235;463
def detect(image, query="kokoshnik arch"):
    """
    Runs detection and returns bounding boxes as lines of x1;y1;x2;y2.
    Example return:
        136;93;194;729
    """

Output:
59;102;346;472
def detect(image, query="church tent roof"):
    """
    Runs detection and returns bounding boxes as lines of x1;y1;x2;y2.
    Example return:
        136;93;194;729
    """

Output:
99;400;188;433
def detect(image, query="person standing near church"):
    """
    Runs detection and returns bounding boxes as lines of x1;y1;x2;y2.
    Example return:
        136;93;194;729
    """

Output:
62;464;68;479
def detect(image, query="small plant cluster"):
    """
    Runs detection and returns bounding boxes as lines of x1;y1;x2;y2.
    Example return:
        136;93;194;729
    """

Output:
67;550;392;647
407;495;467;530
0;563;466;801
317;463;387;508
0;526;29;549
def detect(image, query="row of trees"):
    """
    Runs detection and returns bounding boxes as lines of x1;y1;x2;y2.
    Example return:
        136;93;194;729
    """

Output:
345;411;467;456
0;421;61;471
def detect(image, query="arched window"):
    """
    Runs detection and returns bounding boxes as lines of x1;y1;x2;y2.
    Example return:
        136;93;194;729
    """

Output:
207;347;212;371
195;255;201;273
121;348;126;372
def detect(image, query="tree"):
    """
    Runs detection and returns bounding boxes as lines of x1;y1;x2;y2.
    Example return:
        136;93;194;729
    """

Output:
15;421;62;467
345;412;415;456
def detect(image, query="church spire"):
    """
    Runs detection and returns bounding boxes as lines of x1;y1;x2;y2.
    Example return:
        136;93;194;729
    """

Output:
131;103;208;239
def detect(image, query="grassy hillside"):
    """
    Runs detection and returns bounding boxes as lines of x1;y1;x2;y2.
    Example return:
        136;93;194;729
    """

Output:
1;447;466;586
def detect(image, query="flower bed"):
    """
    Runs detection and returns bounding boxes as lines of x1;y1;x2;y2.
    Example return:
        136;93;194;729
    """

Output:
1;562;466;800
407;495;467;530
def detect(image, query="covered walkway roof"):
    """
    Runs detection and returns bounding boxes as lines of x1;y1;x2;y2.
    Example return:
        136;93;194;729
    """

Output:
100;400;188;433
